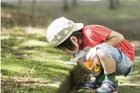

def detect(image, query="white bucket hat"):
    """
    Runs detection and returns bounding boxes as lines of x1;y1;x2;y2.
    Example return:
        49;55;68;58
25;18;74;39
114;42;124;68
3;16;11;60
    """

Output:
46;17;84;46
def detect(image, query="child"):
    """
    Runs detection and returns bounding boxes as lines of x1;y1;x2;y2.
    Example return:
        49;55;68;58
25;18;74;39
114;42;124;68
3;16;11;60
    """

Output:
46;17;134;93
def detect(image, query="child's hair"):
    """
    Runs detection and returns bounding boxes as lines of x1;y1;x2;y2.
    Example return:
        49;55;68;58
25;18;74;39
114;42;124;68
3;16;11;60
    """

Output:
56;29;83;50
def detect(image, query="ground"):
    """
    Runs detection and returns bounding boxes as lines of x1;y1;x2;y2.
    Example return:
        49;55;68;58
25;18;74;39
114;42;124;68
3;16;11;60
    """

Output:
1;26;73;93
1;0;140;92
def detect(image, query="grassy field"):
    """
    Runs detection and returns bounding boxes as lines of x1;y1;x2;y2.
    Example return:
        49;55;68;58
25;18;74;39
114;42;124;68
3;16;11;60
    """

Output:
1;26;73;92
1;0;140;93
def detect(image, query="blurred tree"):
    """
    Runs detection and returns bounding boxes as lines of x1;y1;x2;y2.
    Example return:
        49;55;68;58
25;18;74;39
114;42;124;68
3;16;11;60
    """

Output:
115;0;120;6
17;0;22;14
109;0;120;9
63;0;69;11
72;0;77;7
32;0;37;19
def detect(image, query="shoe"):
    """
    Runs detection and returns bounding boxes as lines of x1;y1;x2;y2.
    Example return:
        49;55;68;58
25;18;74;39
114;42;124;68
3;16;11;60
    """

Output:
96;80;118;93
85;79;102;89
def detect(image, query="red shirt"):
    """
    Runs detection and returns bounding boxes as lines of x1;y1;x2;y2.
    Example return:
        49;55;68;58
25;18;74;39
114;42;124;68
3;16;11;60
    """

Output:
82;25;135;61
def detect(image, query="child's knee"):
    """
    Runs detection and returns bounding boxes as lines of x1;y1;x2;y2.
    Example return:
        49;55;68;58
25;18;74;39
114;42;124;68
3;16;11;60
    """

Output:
97;44;113;59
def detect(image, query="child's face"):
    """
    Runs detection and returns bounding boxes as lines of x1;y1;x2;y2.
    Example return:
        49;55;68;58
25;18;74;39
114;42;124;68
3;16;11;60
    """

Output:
64;45;79;54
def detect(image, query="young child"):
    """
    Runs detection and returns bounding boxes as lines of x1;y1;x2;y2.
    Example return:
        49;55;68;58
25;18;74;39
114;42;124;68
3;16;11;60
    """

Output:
46;17;134;93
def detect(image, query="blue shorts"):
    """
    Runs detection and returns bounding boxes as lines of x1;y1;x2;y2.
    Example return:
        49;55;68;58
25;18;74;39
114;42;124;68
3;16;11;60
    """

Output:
99;43;133;77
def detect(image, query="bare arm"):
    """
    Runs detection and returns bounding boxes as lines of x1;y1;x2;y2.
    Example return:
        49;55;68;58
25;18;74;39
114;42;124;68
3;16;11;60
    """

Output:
106;31;124;46
86;30;124;60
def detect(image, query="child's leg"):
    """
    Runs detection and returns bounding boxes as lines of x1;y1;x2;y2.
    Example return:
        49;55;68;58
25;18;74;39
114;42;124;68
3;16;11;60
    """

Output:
95;44;120;93
96;49;116;74
95;43;133;93
96;48;116;83
96;43;133;76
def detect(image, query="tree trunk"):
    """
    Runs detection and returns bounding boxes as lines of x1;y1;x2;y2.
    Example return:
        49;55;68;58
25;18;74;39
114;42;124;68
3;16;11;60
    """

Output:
115;0;120;6
72;0;77;7
63;0;69;11
32;0;36;20
17;0;22;14
109;0;120;9
109;0;115;9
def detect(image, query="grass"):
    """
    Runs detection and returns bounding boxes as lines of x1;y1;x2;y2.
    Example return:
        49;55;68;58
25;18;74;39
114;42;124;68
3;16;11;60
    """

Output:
1;0;140;92
1;26;73;92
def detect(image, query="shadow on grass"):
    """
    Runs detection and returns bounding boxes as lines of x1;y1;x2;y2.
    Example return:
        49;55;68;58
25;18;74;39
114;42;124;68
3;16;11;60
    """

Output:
119;85;140;93
1;26;74;93
1;77;57;93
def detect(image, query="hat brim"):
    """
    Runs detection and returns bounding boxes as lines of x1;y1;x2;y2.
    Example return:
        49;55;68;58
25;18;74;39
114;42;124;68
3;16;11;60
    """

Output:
74;23;84;32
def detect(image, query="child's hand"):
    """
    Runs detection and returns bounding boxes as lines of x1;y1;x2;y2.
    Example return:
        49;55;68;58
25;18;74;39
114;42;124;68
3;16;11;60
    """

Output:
86;43;106;60
86;47;97;61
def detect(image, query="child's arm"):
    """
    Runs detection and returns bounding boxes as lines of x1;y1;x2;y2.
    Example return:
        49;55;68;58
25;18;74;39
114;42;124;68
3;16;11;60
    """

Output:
106;31;124;46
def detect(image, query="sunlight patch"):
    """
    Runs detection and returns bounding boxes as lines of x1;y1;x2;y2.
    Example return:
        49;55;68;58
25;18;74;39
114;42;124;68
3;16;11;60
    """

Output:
3;65;30;74
1;35;11;40
20;40;49;47
131;70;139;74
118;14;134;19
28;55;62;62
25;26;46;36
46;81;61;88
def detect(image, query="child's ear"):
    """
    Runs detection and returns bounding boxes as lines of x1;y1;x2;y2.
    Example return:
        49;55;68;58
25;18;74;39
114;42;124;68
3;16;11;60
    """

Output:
70;36;79;47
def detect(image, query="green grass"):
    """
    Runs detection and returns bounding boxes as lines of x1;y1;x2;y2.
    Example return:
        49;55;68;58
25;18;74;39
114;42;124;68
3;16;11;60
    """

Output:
2;1;140;92
1;26;73;92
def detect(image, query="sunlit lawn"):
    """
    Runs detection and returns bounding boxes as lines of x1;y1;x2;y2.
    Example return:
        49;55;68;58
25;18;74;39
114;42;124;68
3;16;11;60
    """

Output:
1;0;140;92
1;26;73;92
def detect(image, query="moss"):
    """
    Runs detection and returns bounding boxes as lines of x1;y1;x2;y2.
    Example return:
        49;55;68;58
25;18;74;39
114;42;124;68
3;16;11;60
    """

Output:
2;1;140;92
1;25;73;92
